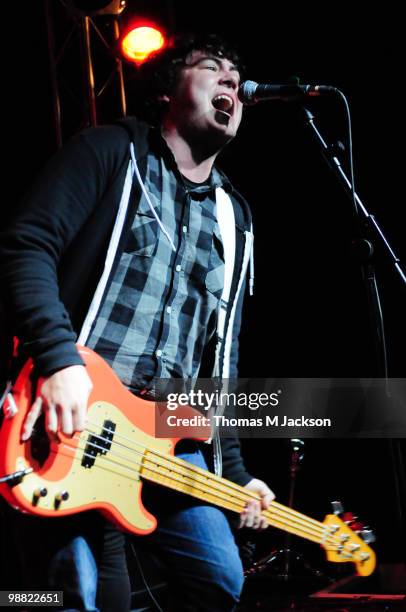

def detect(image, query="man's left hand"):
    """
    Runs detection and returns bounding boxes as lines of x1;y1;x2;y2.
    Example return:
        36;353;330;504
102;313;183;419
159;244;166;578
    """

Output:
239;478;275;530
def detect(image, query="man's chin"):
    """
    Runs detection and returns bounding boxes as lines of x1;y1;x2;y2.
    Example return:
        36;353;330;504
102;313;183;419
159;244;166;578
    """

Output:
187;117;237;153
205;130;234;153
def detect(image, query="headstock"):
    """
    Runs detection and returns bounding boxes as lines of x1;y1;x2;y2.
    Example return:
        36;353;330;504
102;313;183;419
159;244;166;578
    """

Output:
322;501;376;576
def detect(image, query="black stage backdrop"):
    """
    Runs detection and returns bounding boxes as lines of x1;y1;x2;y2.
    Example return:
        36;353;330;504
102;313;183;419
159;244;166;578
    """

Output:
3;1;405;579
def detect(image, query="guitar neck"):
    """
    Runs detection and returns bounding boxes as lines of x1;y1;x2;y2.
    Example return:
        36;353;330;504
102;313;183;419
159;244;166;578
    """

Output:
140;448;327;546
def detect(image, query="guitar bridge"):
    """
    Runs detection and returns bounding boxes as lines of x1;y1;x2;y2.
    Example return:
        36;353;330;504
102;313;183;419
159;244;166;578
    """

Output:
81;420;116;468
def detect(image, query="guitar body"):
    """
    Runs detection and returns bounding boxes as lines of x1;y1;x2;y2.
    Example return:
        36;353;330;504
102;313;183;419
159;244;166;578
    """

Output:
0;346;208;535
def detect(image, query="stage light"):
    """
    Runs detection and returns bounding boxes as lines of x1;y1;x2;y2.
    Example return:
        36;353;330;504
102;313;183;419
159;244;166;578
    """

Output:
121;25;165;64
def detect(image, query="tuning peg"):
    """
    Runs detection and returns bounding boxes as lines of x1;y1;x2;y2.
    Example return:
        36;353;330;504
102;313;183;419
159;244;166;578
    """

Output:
331;500;344;515
342;512;365;531
360;528;376;544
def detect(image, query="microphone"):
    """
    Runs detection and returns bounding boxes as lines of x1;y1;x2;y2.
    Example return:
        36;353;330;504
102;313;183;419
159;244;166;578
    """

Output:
238;80;338;104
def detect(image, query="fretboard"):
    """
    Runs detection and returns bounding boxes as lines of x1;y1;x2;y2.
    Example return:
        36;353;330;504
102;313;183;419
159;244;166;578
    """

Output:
140;448;329;545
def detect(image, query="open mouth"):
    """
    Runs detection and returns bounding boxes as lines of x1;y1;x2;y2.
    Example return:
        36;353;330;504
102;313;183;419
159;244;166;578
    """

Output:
211;94;234;118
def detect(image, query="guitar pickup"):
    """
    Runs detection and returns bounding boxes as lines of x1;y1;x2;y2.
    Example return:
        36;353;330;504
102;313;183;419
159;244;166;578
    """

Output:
81;420;116;468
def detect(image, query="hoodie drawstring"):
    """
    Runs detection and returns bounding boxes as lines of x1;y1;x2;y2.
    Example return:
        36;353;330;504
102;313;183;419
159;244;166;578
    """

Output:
249;224;254;296
130;143;176;252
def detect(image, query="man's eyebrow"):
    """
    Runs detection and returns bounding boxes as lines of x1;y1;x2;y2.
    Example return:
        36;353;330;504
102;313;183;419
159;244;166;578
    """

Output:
192;55;239;72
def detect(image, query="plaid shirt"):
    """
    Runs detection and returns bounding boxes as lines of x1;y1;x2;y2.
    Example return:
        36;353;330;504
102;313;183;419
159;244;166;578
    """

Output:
87;135;227;391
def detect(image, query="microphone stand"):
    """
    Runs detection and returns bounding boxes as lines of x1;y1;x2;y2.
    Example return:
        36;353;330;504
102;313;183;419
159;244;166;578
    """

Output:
243;438;326;605
283;438;305;580
302;105;406;279
302;105;406;553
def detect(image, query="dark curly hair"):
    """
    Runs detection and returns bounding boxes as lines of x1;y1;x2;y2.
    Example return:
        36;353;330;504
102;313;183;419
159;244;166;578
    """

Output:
130;33;245;126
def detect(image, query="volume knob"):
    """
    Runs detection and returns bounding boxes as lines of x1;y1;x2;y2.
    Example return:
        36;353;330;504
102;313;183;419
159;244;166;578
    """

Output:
32;487;48;505
34;487;48;498
55;490;69;502
54;490;70;508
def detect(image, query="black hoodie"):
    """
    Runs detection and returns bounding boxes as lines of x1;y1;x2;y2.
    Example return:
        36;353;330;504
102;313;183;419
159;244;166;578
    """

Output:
0;118;253;486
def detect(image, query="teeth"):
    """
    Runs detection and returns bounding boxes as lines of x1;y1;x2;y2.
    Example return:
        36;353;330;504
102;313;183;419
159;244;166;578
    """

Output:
212;95;233;113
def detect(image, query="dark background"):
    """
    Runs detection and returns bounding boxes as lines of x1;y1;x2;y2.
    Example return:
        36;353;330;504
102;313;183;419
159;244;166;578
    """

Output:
4;0;405;579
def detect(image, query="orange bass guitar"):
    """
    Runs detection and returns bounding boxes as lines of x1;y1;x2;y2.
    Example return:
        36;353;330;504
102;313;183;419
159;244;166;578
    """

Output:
0;346;376;577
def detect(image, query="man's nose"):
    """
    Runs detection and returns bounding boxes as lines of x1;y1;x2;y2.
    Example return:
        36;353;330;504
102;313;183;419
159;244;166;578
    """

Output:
219;72;239;90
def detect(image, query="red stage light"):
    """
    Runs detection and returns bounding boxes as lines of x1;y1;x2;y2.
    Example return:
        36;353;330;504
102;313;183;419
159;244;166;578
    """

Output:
121;25;165;64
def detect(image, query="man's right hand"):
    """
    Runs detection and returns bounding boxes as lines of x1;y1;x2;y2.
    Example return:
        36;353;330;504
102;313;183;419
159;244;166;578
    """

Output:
21;365;93;441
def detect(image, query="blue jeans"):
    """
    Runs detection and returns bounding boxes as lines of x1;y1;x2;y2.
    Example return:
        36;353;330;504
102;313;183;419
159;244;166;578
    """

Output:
139;446;245;611
7;446;244;611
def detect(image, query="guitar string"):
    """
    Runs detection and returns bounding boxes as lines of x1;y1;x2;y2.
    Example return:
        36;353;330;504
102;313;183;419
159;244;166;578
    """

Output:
76;439;363;562
82;419;349;542
81;425;332;537
84;417;331;533
27;412;332;544
79;421;365;553
57;434;353;555
61;439;349;554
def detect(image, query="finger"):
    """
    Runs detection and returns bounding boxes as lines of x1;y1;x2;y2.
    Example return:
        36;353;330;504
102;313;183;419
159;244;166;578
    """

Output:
21;397;43;440
59;404;73;436
243;506;256;528
72;401;86;432
46;403;58;434
248;499;261;514
244;516;254;528
246;499;262;527
253;519;263;530
259;517;269;530
239;506;252;528
261;492;275;509
239;512;247;529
